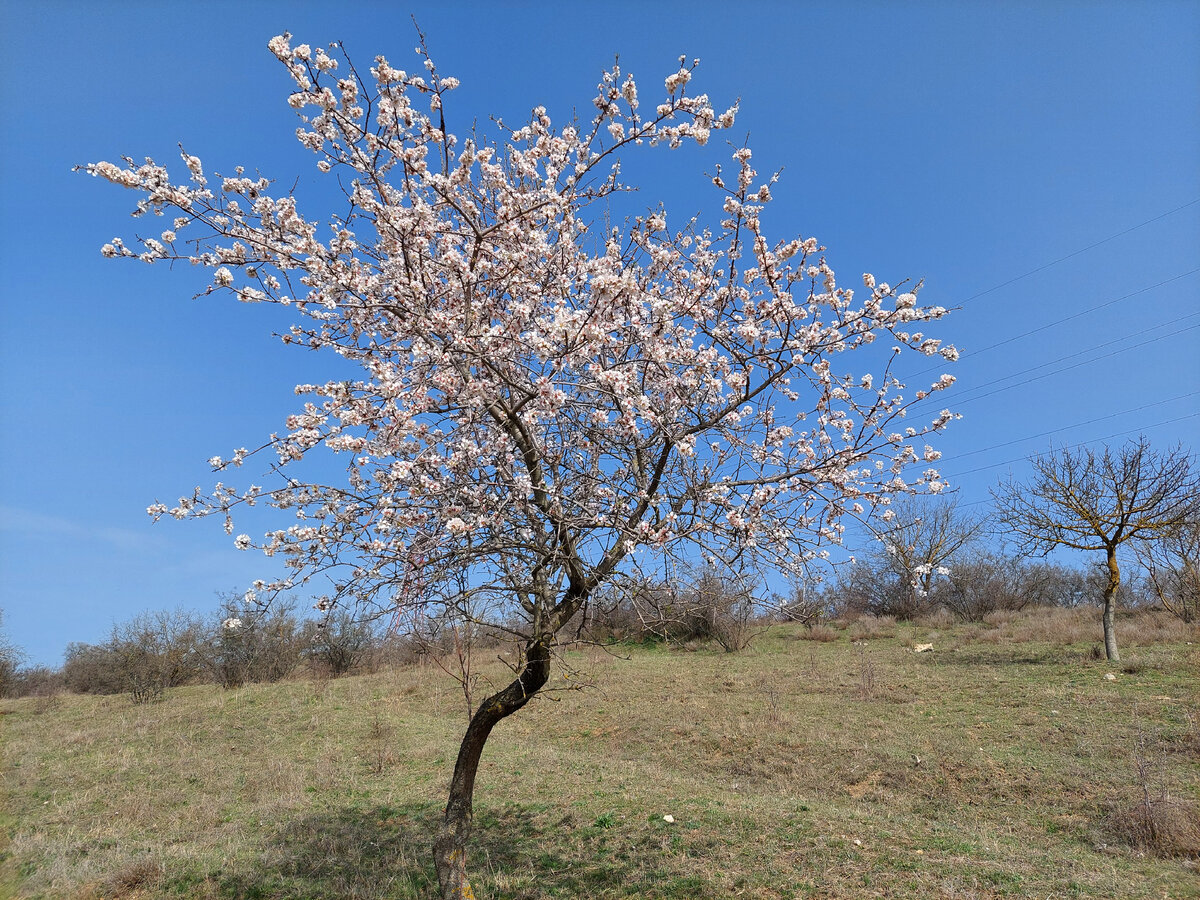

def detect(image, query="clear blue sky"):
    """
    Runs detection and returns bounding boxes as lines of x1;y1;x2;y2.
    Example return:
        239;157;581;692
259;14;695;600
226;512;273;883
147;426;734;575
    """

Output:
2;1;1197;667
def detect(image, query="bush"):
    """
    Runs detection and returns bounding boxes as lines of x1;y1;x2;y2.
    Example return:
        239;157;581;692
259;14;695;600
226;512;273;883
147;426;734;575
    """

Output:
0;609;22;698
60;609;204;700
199;595;302;688
302;609;378;677
775;580;834;628
8;665;63;698
1136;521;1200;623
939;551;1027;622
677;570;759;652
847;615;897;642
111;609;206;702
578;571;760;652
581;578;678;643
62;641;124;694
793;623;839;642
835;560;921;620
1108;797;1200;858
838;497;984;620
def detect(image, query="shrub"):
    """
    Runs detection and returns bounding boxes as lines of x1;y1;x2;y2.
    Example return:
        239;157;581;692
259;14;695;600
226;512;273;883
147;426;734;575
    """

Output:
589;577;684;644
775;581;833;628
99;858;163;898
1136;520;1200;623
60;609;205;700
794;623;839;642
8;665;64;698
972;606;1200;647
199;594;302;688
939;551;1028;622
1108;796;1200;858
581;572;760;651
1109;726;1200;859
679;570;759;652
835;560;921;620
302;609;377;677
847;615;897;641
0;610;22;698
62;641;124;694
108;609;206;702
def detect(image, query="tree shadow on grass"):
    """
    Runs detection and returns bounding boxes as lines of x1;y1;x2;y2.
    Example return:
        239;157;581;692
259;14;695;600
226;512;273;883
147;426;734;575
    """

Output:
206;800;713;900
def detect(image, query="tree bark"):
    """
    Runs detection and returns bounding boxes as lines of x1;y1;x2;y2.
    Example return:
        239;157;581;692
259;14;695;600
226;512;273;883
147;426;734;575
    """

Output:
1103;547;1120;662
432;635;552;899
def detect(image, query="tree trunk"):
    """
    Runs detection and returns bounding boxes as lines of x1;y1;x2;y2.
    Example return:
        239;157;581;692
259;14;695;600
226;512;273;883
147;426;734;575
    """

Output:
432;636;552;899
1103;548;1120;662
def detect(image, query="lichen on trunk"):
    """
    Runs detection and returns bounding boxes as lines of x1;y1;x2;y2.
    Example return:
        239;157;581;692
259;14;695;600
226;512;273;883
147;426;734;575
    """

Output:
1103;547;1121;662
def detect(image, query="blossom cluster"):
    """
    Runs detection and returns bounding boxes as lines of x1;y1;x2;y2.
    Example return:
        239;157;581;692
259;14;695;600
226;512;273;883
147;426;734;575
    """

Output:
88;36;958;616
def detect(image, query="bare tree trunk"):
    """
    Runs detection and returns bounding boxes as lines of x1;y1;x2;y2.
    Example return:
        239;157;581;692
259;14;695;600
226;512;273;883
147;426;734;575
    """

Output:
432;636;552;899
1103;547;1121;662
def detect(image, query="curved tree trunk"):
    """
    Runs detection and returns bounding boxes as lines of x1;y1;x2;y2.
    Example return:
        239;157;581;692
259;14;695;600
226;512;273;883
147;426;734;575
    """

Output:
433;636;552;899
1103;547;1121;662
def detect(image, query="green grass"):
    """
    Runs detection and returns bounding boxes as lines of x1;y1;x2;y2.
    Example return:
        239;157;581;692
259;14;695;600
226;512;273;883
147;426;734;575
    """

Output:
2;610;1199;899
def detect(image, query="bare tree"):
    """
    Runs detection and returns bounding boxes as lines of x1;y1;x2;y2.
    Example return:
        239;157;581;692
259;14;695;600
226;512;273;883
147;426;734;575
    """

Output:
1135;518;1200;623
856;496;985;619
992;437;1198;660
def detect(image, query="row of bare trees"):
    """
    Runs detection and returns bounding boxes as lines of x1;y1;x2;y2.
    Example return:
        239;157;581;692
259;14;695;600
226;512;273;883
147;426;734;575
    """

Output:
814;438;1197;659
4;595;383;700
2;440;1193;701
1;569;765;700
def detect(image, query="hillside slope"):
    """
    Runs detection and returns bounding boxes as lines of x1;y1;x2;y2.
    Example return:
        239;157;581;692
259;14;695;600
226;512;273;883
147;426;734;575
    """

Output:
3;611;1198;899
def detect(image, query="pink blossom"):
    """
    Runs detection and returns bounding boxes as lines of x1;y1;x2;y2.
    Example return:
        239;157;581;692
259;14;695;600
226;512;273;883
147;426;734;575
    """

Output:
85;39;956;666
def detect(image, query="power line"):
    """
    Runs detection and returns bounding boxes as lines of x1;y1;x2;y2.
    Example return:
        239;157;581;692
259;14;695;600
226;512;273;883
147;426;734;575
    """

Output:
952;411;1200;512
945;411;1200;482
945;314;1200;405
911;322;1200;411
957;267;1200;360
955;198;1200;307
947;390;1200;463
907;265;1200;381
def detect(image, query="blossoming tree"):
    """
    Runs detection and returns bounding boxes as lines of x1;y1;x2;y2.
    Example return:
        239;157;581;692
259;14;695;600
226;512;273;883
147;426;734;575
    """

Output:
84;33;958;898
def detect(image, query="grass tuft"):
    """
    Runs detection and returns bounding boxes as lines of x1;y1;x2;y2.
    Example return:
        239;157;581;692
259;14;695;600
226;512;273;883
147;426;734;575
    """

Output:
1108;797;1200;859
99;859;162;898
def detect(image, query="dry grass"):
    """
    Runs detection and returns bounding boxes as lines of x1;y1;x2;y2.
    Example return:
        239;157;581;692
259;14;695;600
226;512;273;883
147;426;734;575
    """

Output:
972;605;1200;647
98;859;163;898
791;624;839;643
2;609;1198;899
1108;797;1200;859
844;614;898;641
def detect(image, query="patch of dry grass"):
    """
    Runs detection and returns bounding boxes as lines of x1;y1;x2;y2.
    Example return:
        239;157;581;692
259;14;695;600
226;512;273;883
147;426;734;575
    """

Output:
2;610;1198;898
845;614;897;641
971;605;1200;648
1108;796;1200;859
790;624;839;643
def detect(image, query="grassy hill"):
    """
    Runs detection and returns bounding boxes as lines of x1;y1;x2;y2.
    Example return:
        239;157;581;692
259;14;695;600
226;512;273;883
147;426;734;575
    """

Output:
3;609;1198;899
